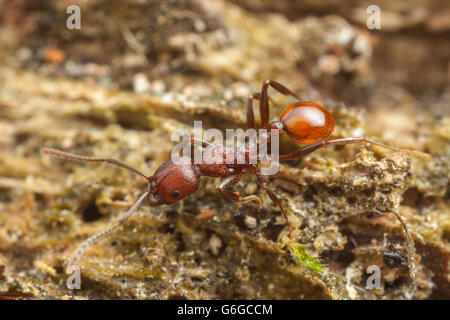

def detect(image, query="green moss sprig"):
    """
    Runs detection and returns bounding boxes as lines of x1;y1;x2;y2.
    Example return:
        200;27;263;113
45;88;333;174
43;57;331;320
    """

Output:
287;242;327;274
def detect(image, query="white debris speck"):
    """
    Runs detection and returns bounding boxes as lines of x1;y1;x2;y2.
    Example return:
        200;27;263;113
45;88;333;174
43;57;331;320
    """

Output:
245;215;257;229
351;128;364;137
133;73;151;94
209;234;222;256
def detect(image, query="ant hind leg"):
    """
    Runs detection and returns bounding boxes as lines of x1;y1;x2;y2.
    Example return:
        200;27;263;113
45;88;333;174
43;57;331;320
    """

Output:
247;93;282;129
247;95;256;129
259;80;301;128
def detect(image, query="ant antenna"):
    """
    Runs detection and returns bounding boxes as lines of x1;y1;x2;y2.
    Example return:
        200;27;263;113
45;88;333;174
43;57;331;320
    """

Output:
66;190;150;274
40;148;152;272
40;148;151;180
354;139;430;158
277;137;430;161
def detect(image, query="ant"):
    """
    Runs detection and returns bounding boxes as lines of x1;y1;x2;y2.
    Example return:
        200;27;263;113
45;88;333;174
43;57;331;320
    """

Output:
41;80;429;273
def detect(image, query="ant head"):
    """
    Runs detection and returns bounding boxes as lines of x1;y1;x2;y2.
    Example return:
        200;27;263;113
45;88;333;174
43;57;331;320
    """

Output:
279;101;334;144
147;157;200;206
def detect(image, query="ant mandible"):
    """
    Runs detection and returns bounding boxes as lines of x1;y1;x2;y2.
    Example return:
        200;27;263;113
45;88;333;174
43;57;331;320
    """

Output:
41;80;429;273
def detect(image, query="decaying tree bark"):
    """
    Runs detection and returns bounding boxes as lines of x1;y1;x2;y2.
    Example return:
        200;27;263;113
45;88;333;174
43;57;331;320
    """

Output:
0;0;448;299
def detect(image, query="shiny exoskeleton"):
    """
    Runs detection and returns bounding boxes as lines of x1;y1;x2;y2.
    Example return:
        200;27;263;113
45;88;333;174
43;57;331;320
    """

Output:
41;80;429;273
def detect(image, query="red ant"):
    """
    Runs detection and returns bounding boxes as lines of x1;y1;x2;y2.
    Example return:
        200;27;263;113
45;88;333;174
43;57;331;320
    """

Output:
41;80;429;273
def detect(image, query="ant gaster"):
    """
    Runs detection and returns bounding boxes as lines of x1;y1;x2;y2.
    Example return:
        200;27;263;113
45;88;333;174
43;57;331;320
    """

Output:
41;80;429;273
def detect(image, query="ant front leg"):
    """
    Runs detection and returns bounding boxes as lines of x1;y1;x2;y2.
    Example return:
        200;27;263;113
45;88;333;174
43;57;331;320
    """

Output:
278;137;430;161
190;137;216;148
259;80;300;128
176;137;217;157
216;174;262;211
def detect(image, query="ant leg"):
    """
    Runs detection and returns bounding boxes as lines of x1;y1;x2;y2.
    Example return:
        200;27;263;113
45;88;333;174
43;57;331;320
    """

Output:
248;92;284;129
41;148;150;180
66;190;149;273
255;172;296;241
175;137;217;160
247;95;256;129
278;137;430;161
190;137;216;148
260;80;300;128
216;174;262;211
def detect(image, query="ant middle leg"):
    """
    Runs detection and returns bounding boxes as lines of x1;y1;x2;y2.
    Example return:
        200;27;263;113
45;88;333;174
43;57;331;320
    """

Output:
255;172;296;241
278;137;430;161
216;174;262;211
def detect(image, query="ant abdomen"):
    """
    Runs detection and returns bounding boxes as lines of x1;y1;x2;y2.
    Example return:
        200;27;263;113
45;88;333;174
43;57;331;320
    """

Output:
280;101;334;145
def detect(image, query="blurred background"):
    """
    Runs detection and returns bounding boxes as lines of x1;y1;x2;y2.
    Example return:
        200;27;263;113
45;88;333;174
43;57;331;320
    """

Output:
0;0;448;300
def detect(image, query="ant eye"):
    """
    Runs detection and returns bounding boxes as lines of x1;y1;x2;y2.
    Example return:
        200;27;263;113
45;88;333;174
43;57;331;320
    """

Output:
171;190;180;198
280;101;334;144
